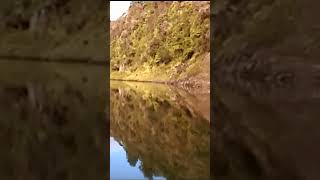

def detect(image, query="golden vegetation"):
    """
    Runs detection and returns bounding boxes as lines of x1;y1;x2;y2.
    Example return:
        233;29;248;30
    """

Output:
110;1;210;82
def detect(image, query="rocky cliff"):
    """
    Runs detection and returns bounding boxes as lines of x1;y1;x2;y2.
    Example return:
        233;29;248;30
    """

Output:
0;0;107;61
110;1;210;88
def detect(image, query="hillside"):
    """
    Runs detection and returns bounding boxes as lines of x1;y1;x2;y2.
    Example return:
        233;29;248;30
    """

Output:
110;1;210;88
0;0;107;61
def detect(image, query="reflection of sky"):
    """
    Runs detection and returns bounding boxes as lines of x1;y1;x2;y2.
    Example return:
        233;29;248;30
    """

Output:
110;137;166;180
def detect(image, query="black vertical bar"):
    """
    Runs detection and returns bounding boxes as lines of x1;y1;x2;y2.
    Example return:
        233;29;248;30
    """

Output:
210;0;215;179
106;1;111;180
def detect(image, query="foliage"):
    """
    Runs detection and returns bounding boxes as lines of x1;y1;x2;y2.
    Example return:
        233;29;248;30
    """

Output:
110;1;210;81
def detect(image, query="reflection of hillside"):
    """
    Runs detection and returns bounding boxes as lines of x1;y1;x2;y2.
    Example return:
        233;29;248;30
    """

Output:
110;81;210;179
0;62;107;180
214;83;320;180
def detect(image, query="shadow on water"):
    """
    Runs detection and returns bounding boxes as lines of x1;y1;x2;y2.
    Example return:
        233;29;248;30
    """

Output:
214;79;320;180
0;60;107;180
110;81;210;180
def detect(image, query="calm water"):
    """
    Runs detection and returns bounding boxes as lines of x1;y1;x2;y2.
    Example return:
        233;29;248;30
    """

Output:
0;59;210;179
214;80;320;180
110;81;210;180
0;60;107;180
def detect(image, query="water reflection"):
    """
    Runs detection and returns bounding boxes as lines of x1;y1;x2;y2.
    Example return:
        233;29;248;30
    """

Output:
214;80;320;180
110;81;210;180
110;137;166;180
0;60;107;180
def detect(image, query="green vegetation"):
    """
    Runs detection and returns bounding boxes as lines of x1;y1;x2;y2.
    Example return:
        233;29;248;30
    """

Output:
111;1;210;83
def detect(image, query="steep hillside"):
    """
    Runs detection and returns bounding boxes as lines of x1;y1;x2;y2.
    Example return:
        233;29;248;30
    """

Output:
0;0;107;61
110;1;210;88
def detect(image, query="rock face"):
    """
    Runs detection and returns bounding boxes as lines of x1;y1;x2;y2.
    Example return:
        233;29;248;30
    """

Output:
110;1;210;86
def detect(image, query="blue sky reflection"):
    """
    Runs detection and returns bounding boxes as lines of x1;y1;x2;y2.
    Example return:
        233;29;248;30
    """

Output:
110;137;166;180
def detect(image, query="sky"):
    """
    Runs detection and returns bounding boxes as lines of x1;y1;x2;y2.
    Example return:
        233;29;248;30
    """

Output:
110;1;132;21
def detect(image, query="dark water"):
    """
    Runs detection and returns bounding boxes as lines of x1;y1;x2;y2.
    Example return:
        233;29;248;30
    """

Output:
110;81;210;180
0;60;107;180
0;59;210;179
214;80;320;180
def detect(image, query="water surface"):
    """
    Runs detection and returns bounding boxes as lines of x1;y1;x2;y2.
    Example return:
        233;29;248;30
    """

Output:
0;59;107;180
110;81;210;180
214;80;320;180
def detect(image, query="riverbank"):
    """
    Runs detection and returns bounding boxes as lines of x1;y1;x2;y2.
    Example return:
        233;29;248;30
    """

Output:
111;80;210;122
110;73;210;95
0;55;106;65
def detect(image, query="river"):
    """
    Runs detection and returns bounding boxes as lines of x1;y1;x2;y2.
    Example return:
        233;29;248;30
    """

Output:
214;79;320;180
5;58;319;179
110;81;210;180
0;59;107;180
0;59;211;180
